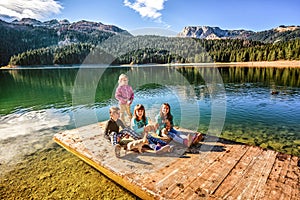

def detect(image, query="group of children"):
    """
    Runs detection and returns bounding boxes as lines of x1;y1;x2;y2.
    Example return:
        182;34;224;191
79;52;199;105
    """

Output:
104;74;202;157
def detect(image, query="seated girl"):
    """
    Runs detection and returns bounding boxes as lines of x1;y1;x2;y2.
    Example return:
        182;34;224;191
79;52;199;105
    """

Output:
155;103;202;147
130;104;173;153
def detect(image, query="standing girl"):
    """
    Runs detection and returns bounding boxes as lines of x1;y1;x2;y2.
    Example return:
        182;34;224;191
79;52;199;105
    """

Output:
115;74;134;124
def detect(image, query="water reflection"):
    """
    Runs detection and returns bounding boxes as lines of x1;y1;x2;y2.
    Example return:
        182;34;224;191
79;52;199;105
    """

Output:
0;66;299;156
219;67;300;87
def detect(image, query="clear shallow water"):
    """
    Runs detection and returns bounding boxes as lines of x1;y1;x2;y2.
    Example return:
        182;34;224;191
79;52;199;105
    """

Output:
0;65;300;157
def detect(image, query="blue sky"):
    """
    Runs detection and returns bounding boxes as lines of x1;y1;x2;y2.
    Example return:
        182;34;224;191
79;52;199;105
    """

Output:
0;0;299;34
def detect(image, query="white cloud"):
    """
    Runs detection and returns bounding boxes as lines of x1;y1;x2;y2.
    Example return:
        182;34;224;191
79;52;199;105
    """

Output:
124;0;167;19
0;0;63;21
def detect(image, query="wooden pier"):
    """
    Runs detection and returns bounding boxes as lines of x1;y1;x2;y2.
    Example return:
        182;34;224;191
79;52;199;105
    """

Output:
53;122;300;199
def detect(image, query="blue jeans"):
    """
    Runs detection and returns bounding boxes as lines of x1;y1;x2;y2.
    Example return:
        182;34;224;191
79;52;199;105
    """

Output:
166;128;180;139
147;135;167;145
166;128;185;145
147;135;168;150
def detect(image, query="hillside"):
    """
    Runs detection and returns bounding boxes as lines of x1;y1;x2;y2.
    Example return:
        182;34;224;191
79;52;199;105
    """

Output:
0;18;131;66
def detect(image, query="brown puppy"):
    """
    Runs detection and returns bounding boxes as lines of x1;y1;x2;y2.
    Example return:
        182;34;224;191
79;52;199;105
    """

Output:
161;119;171;136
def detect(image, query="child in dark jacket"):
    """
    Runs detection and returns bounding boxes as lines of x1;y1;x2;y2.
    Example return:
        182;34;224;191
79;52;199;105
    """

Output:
104;106;140;157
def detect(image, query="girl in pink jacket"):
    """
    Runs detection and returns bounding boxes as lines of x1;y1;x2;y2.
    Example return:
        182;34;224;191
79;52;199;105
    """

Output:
115;74;134;124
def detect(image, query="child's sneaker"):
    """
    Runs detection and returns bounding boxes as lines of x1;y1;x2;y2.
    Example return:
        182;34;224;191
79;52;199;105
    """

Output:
154;143;161;151
156;145;171;154
192;133;203;145
114;144;121;158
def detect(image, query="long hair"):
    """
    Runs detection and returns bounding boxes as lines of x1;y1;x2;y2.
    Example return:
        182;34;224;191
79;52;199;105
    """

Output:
160;103;173;122
133;104;146;123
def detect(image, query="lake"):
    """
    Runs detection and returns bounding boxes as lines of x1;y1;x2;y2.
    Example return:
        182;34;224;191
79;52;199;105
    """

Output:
0;65;300;164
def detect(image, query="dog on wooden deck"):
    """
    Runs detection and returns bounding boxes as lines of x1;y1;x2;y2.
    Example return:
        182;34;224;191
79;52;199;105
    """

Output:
126;133;148;153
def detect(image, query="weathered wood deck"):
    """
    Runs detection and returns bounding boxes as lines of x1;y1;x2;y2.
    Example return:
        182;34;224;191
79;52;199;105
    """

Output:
53;122;300;200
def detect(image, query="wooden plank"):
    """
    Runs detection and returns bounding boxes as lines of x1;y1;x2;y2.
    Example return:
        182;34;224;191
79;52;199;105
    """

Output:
259;153;300;200
157;140;235;199
250;150;278;199
222;149;277;199
260;153;288;199
208;146;271;199
186;144;249;196
213;145;263;197
289;156;300;200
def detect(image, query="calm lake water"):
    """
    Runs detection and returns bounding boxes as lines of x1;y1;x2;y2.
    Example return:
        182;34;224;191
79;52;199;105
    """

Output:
0;65;300;159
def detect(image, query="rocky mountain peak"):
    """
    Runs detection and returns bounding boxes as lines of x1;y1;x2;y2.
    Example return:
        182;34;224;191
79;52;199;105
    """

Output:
178;26;254;40
275;25;300;32
7;18;130;35
12;18;43;26
68;20;117;33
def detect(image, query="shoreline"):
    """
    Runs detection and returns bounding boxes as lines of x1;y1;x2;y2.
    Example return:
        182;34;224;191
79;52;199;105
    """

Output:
213;60;300;67
168;60;300;67
120;60;300;67
2;60;300;69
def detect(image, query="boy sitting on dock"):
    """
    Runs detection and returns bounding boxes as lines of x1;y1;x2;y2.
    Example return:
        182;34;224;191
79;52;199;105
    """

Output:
104;106;140;157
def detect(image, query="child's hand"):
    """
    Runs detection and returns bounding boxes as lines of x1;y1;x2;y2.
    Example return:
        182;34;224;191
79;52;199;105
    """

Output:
148;125;156;132
144;125;154;132
144;126;149;132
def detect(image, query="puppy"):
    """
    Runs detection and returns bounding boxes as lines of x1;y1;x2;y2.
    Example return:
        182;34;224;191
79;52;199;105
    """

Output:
161;119;171;136
126;133;148;153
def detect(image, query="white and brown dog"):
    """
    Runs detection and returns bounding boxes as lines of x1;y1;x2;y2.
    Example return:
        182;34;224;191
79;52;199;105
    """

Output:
126;133;148;153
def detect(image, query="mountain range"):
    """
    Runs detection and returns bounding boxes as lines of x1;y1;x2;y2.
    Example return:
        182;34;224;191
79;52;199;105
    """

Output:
178;25;300;42
9;18;131;35
1;18;300;66
4;18;300;42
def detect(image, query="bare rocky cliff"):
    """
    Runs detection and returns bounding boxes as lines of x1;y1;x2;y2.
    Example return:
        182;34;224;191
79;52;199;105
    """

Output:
178;25;300;43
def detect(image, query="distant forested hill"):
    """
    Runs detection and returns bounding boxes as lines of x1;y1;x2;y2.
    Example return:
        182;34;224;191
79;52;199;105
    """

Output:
8;35;300;66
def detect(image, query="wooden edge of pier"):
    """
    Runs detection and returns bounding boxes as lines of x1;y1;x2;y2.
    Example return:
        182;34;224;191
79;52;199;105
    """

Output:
53;123;300;200
53;136;154;199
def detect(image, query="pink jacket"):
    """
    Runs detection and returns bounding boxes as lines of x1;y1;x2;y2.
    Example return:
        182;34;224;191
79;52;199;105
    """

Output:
115;85;134;104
